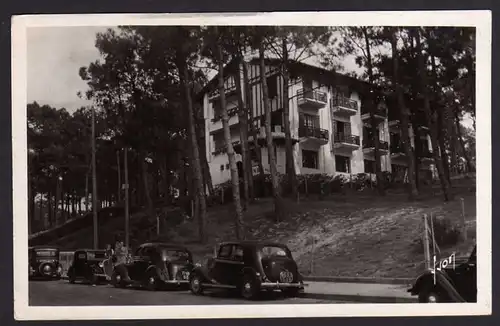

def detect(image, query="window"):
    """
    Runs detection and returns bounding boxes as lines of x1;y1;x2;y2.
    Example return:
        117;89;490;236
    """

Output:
218;245;232;259
300;113;319;129
335;155;351;173
302;150;318;169
364;160;376;174
232;245;244;262
267;75;278;99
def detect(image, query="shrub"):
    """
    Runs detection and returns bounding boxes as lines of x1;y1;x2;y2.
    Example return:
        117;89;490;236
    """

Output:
411;216;462;254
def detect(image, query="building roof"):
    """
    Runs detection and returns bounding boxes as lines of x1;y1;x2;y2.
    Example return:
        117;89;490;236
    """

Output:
195;56;384;101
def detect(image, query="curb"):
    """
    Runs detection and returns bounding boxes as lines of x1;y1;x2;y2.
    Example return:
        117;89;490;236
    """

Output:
302;292;417;303
303;276;413;285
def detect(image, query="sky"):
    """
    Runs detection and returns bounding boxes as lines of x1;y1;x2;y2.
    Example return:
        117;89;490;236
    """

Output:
27;27;364;114
25;26;472;129
27;26;110;112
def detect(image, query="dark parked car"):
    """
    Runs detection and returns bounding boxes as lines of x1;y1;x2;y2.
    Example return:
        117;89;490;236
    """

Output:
189;241;306;300
408;245;476;303
67;249;108;285
111;242;194;291
29;246;62;279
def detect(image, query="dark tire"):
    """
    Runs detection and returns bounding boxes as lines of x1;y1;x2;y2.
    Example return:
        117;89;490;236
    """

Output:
283;287;300;298
144;269;160;291
418;286;447;303
88;272;99;285
241;274;259;300
111;270;125;288
189;274;204;295
68;268;76;284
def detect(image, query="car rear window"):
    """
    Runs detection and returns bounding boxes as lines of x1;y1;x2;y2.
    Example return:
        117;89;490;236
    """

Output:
36;250;57;257
260;246;290;258
88;252;106;259
161;249;191;261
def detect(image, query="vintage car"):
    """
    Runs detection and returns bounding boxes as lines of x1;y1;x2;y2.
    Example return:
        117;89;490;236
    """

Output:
408;245;476;303
67;249;109;285
29;246;62;279
111;242;194;291
189;241;306;300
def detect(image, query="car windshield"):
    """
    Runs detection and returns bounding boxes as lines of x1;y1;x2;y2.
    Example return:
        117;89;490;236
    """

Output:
260;246;290;258
160;248;190;261
36;250;57;257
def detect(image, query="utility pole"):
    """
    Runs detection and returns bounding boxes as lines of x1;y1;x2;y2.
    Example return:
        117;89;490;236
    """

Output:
91;105;99;249
124;147;130;249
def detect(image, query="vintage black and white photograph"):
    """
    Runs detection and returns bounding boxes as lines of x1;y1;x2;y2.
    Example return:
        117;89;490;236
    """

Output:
12;11;491;320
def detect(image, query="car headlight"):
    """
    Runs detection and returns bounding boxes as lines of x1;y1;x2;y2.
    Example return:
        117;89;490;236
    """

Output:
98;262;104;268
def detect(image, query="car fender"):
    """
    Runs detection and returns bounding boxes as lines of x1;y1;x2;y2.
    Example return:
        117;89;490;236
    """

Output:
241;266;262;284
190;266;211;283
146;264;169;281
409;270;466;302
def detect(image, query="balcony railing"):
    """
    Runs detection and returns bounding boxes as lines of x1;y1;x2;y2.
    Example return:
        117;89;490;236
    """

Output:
334;133;360;145
297;89;328;106
361;107;387;118
362;139;389;151
298;125;329;141
212;107;239;122
330;96;358;111
212;141;241;156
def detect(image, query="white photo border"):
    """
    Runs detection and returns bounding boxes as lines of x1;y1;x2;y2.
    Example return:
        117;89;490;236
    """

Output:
12;10;492;320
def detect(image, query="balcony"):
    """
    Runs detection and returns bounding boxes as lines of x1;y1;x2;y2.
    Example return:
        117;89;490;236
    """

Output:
212;141;242;156
332;133;360;151
330;96;358;117
297;89;328;109
210;107;239;132
390;143;406;160
419;148;434;161
361;107;387;126
362;138;389;155
298;125;329;146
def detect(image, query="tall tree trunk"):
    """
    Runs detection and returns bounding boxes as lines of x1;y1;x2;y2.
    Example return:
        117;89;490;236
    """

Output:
234;59;250;210
47;191;52;229
242;60;265;182
390;28;419;199
454;113;475;172
437;109;451;183
117;150;122;202
281;38;299;202
194;104;214;197
140;151;154;216
414;28;452;201
216;40;244;240
178;57;207;243
259;42;285;222
363;27;385;195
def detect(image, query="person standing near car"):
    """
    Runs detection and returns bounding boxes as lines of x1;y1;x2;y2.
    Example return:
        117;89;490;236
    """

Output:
114;240;131;281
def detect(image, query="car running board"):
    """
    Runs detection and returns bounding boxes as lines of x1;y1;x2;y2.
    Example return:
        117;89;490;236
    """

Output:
201;283;237;289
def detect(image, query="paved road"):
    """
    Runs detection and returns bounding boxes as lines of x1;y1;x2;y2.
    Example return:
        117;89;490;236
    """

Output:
29;280;347;306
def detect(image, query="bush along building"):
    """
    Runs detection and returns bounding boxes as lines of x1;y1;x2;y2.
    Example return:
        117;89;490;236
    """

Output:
198;57;436;187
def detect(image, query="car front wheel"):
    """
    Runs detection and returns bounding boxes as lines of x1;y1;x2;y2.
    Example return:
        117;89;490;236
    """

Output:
189;274;204;295
144;270;160;291
111;271;125;288
418;287;446;303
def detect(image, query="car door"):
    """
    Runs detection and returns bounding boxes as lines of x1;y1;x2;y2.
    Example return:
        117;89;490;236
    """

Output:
126;247;144;281
210;244;233;284
227;245;245;286
462;247;477;301
74;252;87;277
